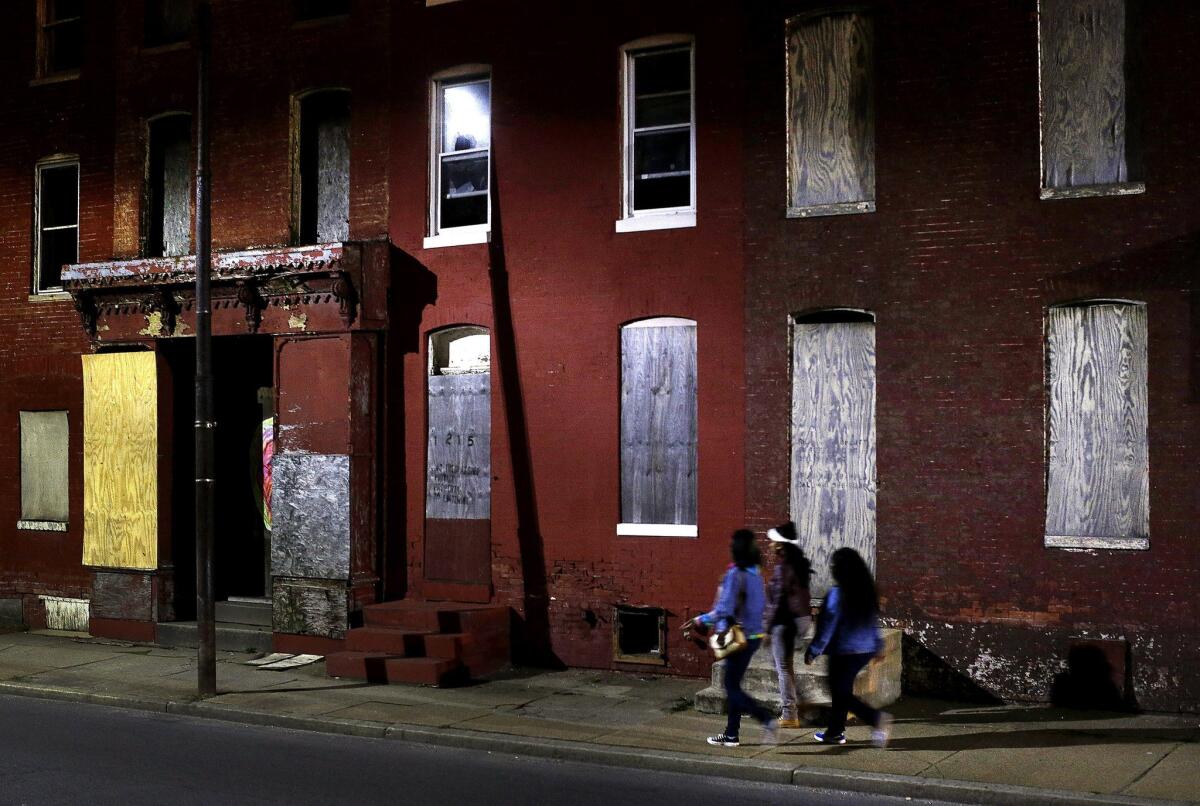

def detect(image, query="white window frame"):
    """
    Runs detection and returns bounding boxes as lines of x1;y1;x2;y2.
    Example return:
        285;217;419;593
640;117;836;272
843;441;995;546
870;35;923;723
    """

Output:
33;155;80;297
616;35;696;233
425;65;492;249
617;316;698;538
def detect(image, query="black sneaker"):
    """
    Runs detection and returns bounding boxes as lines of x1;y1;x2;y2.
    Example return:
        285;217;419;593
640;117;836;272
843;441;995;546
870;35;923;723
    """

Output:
706;733;740;747
813;730;846;745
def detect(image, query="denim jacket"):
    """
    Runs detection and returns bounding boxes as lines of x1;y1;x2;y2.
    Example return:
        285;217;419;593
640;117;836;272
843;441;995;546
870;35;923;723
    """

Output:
807;585;883;657
697;565;765;637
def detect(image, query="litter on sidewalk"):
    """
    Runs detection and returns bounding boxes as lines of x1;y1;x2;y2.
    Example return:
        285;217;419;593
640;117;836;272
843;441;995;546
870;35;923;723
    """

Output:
245;653;323;670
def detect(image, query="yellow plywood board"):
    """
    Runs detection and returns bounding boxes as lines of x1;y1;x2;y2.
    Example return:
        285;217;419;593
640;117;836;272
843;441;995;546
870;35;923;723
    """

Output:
82;352;159;570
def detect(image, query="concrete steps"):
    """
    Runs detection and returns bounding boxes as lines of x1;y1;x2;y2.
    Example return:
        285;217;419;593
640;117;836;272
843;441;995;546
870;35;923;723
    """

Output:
694;628;902;716
326;601;510;686
155;620;273;654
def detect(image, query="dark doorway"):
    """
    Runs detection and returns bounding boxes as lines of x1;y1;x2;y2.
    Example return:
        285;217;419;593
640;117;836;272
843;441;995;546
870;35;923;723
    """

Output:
166;336;274;619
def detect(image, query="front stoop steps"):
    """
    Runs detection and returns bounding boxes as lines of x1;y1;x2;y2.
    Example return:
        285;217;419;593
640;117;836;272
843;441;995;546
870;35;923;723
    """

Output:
325;601;510;686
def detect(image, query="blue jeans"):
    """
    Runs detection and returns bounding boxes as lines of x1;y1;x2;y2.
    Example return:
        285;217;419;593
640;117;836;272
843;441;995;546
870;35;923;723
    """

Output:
825;652;881;735
723;638;773;737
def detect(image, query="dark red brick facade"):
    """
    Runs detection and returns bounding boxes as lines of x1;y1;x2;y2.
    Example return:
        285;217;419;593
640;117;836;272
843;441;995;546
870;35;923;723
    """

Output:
0;1;1195;710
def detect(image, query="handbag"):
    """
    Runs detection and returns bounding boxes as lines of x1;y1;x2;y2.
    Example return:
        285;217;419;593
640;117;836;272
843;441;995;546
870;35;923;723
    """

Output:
709;623;749;659
708;569;750;659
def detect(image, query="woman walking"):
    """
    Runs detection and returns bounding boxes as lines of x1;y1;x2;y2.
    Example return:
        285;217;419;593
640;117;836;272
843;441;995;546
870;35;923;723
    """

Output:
684;529;779;748
764;522;813;729
805;547;892;748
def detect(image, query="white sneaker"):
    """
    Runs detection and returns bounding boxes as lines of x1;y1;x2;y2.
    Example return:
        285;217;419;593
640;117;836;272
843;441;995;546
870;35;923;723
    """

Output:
871;712;893;749
761;720;779;746
706;733;740;747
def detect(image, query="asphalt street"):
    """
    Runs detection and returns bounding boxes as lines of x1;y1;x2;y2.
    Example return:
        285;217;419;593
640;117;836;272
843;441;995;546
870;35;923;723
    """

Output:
0;694;962;805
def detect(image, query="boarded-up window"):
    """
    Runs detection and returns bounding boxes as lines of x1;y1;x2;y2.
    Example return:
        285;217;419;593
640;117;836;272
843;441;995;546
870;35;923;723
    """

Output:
791;316;876;598
1039;0;1142;198
618;318;697;535
19;411;69;528
34;158;79;294
786;12;875;218
146;115;192;258
298;91;350;244
1045;303;1148;549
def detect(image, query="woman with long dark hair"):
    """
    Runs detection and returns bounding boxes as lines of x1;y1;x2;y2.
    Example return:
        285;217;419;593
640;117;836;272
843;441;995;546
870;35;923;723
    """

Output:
805;547;891;747
764;522;813;729
683;529;778;748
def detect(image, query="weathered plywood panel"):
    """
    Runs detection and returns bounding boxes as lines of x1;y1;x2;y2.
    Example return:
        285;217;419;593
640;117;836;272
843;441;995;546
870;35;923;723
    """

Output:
19;410;69;523
91;571;154;621
272;578;348;638
1045;304;1148;542
161;126;191;257
791;321;876;598
620;324;697;526
270;452;351;579
787;12;875;212
82;352;159;570
316;103;350;243
426;373;492;520
1040;0;1128;189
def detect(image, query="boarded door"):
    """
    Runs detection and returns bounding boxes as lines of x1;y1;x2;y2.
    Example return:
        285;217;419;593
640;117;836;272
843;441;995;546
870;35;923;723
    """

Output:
791;319;876;598
424;328;492;588
82;352;160;570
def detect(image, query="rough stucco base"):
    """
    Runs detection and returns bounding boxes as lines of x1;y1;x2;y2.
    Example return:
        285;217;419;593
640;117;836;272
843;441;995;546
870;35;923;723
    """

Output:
895;618;1200;713
273;578;349;639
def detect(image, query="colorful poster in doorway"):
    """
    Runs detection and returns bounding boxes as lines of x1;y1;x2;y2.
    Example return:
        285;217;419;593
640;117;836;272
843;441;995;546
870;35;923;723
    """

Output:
262;417;274;531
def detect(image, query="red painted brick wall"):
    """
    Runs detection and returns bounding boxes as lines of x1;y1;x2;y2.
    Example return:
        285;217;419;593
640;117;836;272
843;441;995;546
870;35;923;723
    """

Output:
743;0;1199;711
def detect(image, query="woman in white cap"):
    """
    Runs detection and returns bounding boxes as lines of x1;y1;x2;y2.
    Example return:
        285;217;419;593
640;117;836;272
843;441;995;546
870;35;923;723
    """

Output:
764;521;814;729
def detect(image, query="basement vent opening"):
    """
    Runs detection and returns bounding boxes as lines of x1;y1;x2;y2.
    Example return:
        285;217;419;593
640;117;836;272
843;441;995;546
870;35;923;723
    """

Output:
613;605;666;666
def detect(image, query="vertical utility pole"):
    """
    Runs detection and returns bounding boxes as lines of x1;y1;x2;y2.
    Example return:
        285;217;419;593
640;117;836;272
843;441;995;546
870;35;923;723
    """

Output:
194;0;217;698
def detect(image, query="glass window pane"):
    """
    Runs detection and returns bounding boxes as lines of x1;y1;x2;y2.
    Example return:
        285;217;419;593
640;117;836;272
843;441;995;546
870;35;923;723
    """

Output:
442;80;491;153
441;153;488;199
633;176;690;211
440;195;488;230
40;165;78;229
635;93;689;129
49;20;83;73
40;228;76;290
634;49;689;97
634;130;690;177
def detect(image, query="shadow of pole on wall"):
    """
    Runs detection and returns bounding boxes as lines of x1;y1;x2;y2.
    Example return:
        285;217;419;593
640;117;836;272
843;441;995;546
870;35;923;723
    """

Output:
486;158;558;668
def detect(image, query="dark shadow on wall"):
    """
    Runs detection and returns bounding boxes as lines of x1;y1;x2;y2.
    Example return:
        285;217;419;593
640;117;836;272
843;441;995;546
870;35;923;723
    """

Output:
1050;644;1130;712
487;162;561;670
902;634;1005;705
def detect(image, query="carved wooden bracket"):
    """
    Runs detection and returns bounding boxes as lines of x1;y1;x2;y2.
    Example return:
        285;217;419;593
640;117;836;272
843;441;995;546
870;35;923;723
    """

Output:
73;291;98;339
236;282;265;333
331;273;358;328
150;290;179;336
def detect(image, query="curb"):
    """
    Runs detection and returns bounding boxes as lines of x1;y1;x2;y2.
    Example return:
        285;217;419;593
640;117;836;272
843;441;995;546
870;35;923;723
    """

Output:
0;681;1189;806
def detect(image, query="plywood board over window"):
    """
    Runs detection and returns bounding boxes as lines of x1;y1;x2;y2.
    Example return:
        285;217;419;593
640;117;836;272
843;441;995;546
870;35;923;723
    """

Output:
1039;0;1143;199
82;352;160;570
619;319;697;535
19;410;69;528
786;12;875;218
791;319;876;598
1045;303;1149;549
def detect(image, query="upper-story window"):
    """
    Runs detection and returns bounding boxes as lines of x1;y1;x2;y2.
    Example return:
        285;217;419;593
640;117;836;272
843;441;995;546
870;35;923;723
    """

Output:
786;12;875;218
426;69;491;248
617;37;695;233
294;0;349;22
1039;0;1143;199
33;158;79;295
145;115;192;257
144;0;191;47
295;90;350;244
37;0;83;77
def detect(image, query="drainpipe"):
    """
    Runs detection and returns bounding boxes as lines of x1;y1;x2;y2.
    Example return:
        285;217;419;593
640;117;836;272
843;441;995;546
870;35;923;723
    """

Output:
194;0;216;697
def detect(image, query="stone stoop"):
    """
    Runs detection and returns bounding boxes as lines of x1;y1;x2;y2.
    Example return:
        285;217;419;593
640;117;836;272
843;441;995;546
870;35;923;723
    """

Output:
325;601;510;686
694;628;902;715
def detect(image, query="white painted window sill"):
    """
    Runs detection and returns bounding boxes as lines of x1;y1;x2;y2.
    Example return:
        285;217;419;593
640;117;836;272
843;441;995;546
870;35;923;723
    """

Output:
1045;535;1148;551
423;227;490;249
1040;182;1145;201
18;520;68;532
617;523;697;538
614;212;696;233
787;200;875;218
28;291;70;303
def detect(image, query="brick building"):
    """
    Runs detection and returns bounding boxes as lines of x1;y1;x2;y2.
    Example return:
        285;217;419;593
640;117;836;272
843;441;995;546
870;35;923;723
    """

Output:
0;1;1195;710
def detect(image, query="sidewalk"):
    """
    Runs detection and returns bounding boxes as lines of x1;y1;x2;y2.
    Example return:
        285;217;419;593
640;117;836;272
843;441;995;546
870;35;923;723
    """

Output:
1;629;1195;805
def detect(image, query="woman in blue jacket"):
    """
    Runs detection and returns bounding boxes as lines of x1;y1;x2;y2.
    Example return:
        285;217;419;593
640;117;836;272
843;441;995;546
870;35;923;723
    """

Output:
805;547;892;747
684;530;779;748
